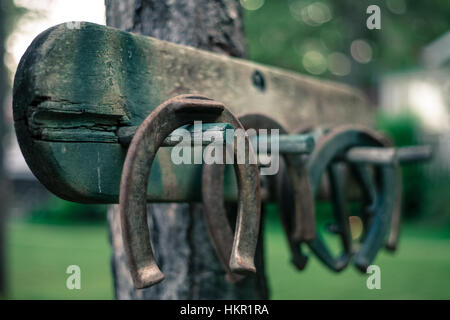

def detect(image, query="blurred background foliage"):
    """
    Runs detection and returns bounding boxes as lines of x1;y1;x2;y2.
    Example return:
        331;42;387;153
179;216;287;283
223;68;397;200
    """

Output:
243;0;450;226
244;0;450;89
376;111;426;220
27;197;106;225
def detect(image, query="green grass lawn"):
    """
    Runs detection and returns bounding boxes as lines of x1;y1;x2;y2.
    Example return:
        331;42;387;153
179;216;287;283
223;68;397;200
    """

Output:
5;222;114;299
265;219;450;299
4;218;450;299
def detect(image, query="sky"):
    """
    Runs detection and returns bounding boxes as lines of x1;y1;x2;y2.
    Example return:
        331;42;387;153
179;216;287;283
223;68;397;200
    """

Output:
7;0;106;75
5;0;106;177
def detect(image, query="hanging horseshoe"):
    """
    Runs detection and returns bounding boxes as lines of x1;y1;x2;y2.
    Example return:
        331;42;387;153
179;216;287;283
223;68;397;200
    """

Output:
239;114;315;269
385;168;403;251
304;125;398;272
354;145;432;252
291;125;352;272
275;158;309;269
347;140;403;254
120;94;261;289
202;113;315;279
275;124;320;270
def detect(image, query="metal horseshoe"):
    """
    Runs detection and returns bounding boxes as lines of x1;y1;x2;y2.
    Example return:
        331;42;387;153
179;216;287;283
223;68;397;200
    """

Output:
305;125;397;272
119;94;261;289
347;136;403;255
202;113;315;279
239;114;315;269
385;167;403;251
274;122;318;270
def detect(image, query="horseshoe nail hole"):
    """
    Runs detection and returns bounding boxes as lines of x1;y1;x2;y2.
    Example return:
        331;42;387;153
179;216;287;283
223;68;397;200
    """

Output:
252;70;266;92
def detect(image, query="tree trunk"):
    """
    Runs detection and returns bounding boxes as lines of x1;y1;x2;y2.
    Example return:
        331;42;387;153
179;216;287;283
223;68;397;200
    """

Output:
105;0;268;300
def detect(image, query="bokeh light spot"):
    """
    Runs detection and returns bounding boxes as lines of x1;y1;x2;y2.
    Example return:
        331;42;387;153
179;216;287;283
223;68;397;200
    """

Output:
302;51;327;75
328;52;351;76
307;2;332;25
350;39;373;64
290;1;331;26
387;0;407;15
240;0;265;11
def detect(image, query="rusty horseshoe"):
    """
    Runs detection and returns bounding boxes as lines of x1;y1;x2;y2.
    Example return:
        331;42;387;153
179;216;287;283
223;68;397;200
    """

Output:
305;125;398;272
203;113;315;279
119;94;261;289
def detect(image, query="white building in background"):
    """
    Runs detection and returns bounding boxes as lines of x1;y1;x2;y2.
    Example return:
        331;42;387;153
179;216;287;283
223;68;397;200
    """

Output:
379;31;450;174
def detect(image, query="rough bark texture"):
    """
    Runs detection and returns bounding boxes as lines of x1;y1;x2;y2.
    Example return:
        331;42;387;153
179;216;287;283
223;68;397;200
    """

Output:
105;0;268;299
105;0;247;58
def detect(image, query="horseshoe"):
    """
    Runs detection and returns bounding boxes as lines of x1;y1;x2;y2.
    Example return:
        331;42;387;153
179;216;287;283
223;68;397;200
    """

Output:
120;94;261;288
275;158;311;270
275;124;320;270
385;167;403;251
304;125;398;272
347;140;403;254
240;114;315;268
202;113;315;279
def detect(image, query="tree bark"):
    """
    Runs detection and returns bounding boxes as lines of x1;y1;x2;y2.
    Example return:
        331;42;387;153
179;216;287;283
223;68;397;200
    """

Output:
105;0;267;300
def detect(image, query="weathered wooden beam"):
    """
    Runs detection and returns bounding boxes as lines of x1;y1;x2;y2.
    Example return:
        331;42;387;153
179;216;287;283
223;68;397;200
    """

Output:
13;22;373;204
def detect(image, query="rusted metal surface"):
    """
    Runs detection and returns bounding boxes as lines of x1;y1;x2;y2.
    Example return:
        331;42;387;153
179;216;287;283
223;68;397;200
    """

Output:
346;145;432;252
120;95;260;288
303;126;399;272
385;168;403;251
239;114;315;264
202;163;246;284
287;129;317;243
237;114;316;244
276;159;309;270
202;113;314;279
383;146;431;251
275;125;325;270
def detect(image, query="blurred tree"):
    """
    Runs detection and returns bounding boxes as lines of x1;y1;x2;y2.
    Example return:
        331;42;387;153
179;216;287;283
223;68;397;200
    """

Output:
243;0;450;97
